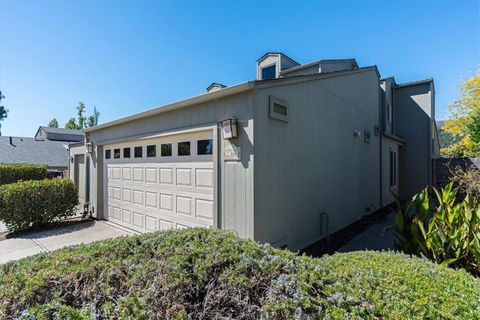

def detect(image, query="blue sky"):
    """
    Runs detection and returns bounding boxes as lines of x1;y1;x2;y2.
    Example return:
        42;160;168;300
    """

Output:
0;0;478;137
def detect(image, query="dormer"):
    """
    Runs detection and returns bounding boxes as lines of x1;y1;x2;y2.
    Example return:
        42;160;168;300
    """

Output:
206;82;227;93
256;52;300;80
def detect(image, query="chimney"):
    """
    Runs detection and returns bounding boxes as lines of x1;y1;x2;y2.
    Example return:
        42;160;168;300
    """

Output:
206;83;227;93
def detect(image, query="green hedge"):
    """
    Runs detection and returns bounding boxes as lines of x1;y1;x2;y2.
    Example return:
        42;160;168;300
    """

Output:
0;228;478;319
0;179;78;232
0;164;48;185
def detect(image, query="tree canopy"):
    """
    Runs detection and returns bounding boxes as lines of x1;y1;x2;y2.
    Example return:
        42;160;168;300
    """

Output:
441;71;480;157
47;118;59;128
0;91;9;136
50;102;100;130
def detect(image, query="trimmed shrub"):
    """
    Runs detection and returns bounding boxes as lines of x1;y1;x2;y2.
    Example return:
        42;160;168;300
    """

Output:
0;228;478;319
0;179;78;232
0;164;47;185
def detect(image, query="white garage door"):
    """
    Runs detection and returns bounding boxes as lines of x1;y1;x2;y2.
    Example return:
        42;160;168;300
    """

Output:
104;130;215;232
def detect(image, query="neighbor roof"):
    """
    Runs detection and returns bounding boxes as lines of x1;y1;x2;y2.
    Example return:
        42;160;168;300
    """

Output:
84;66;379;133
0;136;70;168
36;126;85;142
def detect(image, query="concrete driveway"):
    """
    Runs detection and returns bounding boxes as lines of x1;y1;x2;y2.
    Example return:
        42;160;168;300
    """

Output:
0;220;134;264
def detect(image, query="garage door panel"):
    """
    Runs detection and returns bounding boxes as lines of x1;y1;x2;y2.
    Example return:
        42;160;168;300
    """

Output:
104;131;214;233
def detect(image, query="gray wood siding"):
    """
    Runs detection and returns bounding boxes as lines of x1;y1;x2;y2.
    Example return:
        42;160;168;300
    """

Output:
253;70;381;250
86;92;255;238
394;83;433;199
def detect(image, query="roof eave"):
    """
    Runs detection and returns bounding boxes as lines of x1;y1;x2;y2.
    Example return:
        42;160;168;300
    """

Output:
84;81;254;133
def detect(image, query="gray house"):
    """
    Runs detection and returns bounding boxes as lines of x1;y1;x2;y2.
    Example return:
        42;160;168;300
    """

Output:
1;126;85;175
70;53;438;250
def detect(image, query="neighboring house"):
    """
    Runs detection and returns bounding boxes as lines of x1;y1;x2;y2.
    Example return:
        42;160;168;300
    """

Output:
70;52;438;250
0;126;85;176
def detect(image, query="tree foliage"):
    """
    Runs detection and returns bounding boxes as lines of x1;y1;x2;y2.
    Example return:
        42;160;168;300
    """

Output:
0;91;9;136
442;71;480;157
63;102;100;130
47;118;59;128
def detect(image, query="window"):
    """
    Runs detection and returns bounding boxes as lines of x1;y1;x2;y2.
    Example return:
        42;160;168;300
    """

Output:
390;149;397;188
261;64;276;80
147;145;156;157
387;102;393;124
114;148;121;159
197;139;213;155
269;96;288;122
161;143;172;157
123;148;131;158
105;149;111;159
134;146;143;158
178;141;190;156
364;130;371;144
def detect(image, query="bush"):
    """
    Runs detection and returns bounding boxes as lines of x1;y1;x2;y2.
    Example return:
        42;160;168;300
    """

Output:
0;179;78;232
393;182;480;276
0;164;47;185
0;228;479;319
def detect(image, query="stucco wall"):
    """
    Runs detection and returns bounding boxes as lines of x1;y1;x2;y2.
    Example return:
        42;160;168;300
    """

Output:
252;69;381;250
85;92;255;239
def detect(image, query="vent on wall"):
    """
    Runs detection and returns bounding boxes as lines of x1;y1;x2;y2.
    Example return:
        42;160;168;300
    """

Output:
269;96;288;122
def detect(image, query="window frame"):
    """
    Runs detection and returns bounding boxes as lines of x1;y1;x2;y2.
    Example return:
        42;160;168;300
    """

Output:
261;63;277;80
177;141;191;157
134;146;143;158
161;143;173;157
146;145;157;158
123;147;131;159
197;139;213;156
389;149;397;189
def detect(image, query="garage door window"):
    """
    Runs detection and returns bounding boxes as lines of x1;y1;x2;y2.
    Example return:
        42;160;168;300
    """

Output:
134;146;143;158
114;149;121;159
161;143;172;157
178;141;190;156
147;145;156;157
197;139;213;155
105;149;111;159
123;148;131;158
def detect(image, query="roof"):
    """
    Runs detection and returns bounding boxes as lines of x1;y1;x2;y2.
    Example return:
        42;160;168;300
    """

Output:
256;52;300;66
206;82;227;91
395;78;434;89
280;58;358;75
0;136;70;168
85;65;380;134
36;126;84;142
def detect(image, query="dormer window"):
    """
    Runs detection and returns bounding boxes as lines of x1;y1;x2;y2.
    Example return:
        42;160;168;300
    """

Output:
261;64;277;80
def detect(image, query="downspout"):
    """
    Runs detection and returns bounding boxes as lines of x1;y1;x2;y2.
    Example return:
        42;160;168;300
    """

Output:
84;135;90;215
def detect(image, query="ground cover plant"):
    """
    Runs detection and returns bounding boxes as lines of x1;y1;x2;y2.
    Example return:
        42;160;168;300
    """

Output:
1;228;479;319
0;178;78;232
0;164;47;185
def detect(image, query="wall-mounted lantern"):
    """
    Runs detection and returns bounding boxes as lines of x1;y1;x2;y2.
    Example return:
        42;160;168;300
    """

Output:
221;118;238;140
86;142;94;154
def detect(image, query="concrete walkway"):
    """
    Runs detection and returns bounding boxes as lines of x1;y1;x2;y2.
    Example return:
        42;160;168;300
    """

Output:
338;213;396;252
0;220;134;264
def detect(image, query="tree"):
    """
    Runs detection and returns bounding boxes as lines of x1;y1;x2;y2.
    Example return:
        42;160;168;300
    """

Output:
48;118;59;128
442;71;480;157
63;102;100;129
87;106;100;127
0;91;9;136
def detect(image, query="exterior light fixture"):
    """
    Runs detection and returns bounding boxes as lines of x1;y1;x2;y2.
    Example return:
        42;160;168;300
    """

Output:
221;118;238;140
86;142;94;154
